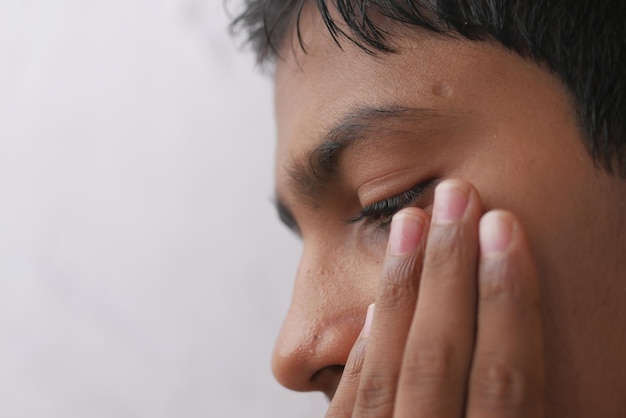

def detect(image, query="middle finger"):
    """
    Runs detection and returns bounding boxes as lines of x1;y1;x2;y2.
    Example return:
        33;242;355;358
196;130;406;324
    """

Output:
396;179;482;417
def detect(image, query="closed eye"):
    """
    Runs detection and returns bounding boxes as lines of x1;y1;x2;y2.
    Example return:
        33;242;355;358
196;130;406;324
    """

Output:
346;179;437;226
275;197;301;236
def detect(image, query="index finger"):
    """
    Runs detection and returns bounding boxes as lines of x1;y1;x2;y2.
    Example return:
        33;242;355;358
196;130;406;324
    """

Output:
352;208;429;417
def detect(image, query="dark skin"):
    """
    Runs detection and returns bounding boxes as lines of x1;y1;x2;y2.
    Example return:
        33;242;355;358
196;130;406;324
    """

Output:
271;7;626;417
328;190;542;418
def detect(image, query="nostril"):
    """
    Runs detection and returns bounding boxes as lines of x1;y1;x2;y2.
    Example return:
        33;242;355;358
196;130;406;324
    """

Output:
311;364;344;383
310;364;345;399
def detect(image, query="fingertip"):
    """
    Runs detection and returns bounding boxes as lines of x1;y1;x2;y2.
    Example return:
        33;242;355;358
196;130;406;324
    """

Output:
480;210;516;256
478;210;540;299
388;208;427;256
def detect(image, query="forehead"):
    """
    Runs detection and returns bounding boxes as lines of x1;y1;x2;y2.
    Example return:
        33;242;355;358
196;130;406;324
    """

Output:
273;19;470;159
272;7;569;200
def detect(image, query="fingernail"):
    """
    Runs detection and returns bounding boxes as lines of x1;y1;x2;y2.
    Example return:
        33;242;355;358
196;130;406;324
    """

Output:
432;181;469;224
388;211;425;256
480;211;514;255
362;304;375;338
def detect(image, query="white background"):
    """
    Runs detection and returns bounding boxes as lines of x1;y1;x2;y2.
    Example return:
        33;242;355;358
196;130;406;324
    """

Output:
0;0;327;416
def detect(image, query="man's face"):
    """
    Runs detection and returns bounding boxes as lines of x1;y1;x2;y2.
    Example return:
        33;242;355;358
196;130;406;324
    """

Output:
271;11;626;413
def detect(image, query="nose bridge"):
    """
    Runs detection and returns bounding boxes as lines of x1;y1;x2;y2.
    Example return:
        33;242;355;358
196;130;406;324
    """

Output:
271;241;372;393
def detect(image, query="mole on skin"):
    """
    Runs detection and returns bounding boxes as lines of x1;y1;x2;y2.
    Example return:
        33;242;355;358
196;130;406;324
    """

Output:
432;83;453;98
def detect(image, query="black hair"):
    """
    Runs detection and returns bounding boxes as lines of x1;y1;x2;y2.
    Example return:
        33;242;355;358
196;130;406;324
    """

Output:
231;0;626;176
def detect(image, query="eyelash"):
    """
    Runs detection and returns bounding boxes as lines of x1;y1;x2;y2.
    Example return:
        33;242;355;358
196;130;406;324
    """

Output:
347;179;436;228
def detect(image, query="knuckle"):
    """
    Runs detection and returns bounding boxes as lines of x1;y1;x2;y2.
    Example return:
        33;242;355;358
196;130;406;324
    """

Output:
479;259;523;302
354;374;396;417
425;226;470;272
377;256;419;309
339;367;361;387
470;360;527;407
341;340;368;385
400;343;459;390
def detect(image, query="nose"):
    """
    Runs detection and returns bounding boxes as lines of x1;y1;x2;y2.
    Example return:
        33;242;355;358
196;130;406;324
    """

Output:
271;243;374;398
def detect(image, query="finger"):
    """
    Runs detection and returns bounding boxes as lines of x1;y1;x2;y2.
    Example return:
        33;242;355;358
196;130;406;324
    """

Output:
467;210;544;418
396;179;482;418
353;208;429;418
326;304;374;418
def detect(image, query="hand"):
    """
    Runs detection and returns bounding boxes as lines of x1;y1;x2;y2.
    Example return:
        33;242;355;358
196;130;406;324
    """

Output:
326;179;544;418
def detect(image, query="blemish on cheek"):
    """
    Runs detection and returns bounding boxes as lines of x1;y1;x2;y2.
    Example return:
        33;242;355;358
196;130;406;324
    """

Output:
432;82;453;98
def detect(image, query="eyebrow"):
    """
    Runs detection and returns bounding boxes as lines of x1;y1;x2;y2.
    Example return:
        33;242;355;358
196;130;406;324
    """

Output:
275;105;454;232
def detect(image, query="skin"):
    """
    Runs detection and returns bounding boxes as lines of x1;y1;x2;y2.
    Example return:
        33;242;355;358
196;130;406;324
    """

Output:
271;7;626;417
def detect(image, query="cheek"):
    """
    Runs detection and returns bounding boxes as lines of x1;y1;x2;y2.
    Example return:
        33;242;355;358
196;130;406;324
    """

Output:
351;224;391;260
456;132;606;288
298;230;383;308
343;228;388;292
